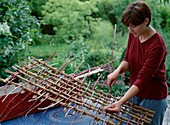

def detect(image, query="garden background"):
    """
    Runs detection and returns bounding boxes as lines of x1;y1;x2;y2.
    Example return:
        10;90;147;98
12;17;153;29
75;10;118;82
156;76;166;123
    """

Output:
0;0;169;96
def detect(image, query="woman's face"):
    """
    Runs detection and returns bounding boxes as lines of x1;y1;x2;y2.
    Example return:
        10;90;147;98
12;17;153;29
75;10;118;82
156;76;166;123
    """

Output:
128;21;146;37
128;18;149;37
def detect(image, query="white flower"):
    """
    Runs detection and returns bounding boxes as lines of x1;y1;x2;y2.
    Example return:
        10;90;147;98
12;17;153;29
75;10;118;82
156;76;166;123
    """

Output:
22;44;26;49
0;22;12;35
3;45;13;57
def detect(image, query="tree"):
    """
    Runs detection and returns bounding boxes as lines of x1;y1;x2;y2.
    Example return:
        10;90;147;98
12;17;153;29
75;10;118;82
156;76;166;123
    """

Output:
41;0;100;43
160;0;169;4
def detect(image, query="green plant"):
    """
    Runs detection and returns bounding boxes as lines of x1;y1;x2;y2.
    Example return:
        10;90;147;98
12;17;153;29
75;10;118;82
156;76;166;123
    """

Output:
95;0;115;20
90;20;114;48
108;0;134;34
28;0;47;18
0;0;40;85
85;50;111;67
41;0;100;43
160;0;169;4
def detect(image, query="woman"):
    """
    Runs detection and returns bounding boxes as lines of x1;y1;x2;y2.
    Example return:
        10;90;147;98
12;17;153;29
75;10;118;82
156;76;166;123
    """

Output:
105;1;168;125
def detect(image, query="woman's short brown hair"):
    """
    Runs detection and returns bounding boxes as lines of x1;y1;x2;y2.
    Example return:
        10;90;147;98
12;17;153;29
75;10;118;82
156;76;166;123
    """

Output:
121;1;151;27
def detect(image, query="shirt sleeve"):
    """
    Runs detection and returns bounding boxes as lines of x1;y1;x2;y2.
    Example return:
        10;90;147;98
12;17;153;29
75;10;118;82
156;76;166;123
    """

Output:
133;46;166;89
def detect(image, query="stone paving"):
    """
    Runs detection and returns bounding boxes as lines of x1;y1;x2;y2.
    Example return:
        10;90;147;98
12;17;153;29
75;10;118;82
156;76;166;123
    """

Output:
163;95;170;125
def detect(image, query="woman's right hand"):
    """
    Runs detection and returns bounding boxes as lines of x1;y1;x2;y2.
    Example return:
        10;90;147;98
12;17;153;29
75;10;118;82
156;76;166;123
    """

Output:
107;69;120;88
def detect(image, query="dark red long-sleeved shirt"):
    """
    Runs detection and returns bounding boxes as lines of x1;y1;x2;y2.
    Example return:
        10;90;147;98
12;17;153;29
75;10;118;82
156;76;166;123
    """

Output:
123;32;168;99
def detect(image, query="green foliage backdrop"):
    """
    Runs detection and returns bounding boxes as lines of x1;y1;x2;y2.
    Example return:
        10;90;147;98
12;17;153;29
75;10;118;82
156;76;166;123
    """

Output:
0;0;40;84
0;0;169;90
41;0;100;43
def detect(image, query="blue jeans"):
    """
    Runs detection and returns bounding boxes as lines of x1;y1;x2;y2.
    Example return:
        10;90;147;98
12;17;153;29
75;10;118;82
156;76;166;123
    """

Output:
128;96;168;125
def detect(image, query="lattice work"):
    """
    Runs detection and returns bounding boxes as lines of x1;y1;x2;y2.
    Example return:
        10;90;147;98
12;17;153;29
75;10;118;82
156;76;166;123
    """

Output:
0;56;155;125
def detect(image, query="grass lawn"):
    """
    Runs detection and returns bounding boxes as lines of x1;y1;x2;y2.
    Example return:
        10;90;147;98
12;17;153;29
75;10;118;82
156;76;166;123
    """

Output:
27;43;69;59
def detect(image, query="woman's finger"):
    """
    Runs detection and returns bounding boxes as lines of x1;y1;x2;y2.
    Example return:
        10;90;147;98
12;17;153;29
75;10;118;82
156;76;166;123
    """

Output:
105;107;119;113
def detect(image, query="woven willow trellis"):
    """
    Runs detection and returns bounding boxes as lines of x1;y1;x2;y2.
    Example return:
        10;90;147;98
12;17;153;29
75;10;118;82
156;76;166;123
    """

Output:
0;55;155;125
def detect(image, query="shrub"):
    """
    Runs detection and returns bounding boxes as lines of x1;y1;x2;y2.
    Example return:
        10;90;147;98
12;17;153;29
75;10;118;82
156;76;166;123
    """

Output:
85;49;112;67
41;0;101;43
28;0;46;18
0;0;40;85
108;0;134;34
95;0;115;20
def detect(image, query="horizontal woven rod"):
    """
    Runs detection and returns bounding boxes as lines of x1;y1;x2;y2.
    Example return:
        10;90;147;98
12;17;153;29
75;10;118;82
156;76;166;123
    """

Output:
3;70;105;112
14;64;109;108
0;80;147;124
4;69;93;107
74;68;104;79
15;68;109;112
31;56;58;72
105;99;154;123
123;104;153;122
24;59;111;104
1;56;154;124
106;99;154;123
120;105;152;123
8;69;118;122
61;71;155;119
4;72;147;125
30;56;155;116
61;77;109;103
21;57;154;123
2;80;117;125
14;68;105;111
30;57;114;100
2;71;139;124
74;103;135;125
119;108;150;124
19;61;52;78
126;102;155;114
16;61;149;122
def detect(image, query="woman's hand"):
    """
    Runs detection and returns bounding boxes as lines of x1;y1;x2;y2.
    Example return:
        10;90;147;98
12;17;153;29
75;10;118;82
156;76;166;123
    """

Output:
105;85;139;114
104;101;123;113
107;69;120;88
107;61;129;88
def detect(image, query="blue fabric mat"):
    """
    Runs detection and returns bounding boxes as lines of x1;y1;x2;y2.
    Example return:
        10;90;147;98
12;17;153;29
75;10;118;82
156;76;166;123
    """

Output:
0;106;103;125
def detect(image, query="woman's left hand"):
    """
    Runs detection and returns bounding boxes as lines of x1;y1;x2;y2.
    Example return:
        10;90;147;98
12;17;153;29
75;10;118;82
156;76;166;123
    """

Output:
104;101;122;113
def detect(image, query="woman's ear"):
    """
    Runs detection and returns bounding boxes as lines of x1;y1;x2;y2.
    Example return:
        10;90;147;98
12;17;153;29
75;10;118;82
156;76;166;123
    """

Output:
145;18;149;26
